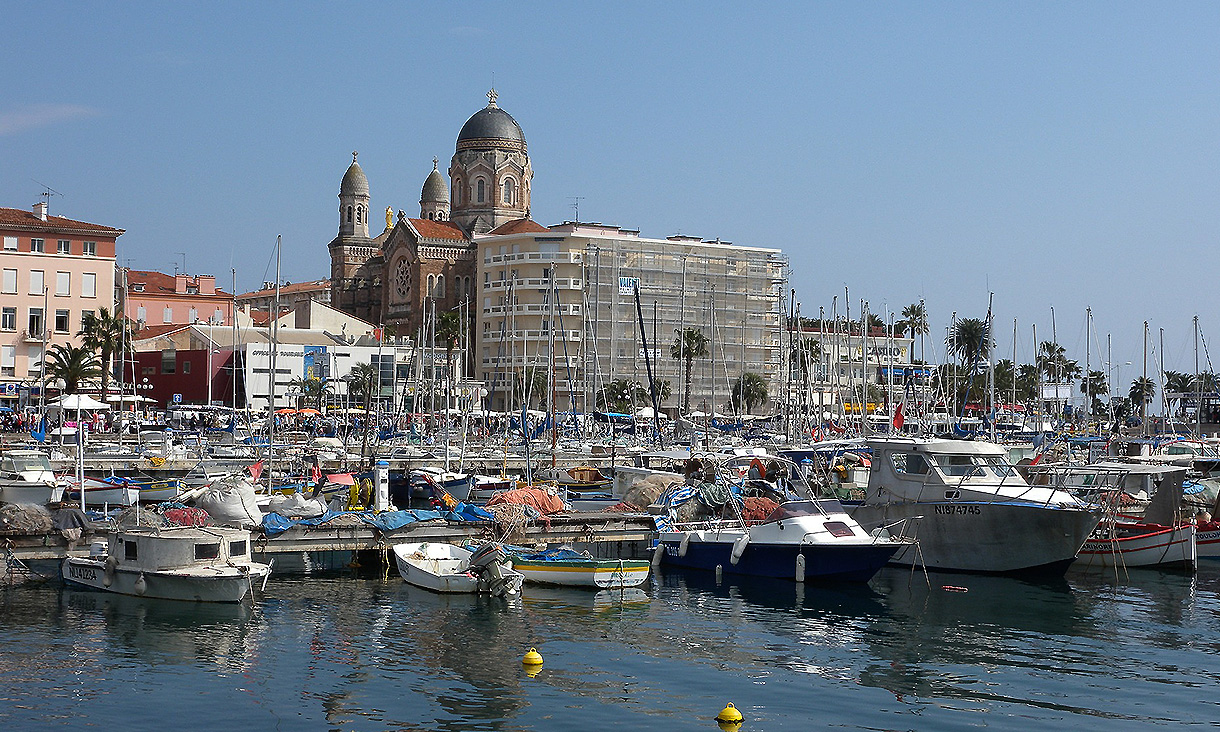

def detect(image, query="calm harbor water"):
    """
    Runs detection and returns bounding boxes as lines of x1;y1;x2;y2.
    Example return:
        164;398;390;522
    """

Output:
3;561;1219;731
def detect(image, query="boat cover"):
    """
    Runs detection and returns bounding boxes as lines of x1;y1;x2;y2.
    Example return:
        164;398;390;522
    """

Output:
260;504;495;537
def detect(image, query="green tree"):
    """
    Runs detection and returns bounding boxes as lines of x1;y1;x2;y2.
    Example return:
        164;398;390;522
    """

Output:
1081;370;1108;416
43;344;101;395
946;318;993;367
288;376;331;410
77;307;132;398
790;337;822;382
345;362;378;411
514;366;549;410
901;302;929;340
436;309;463;412
1015;364;1040;402
730;372;769;414
597;378;644;413
994;359;1015;397
1163;371;1193;416
670;327;710;414
1129;376;1156;421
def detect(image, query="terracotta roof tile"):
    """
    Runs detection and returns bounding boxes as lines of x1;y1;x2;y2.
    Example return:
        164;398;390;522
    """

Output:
236;279;330;299
488;218;550;235
125;269;232;297
0;207;123;235
409;218;467;241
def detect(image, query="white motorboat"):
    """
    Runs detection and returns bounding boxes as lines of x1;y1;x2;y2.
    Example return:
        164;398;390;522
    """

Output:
1076;520;1196;570
62;526;271;603
393;541;523;596
509;548;651;588
0;450;59;505
656;455;911;583
846;438;1101;574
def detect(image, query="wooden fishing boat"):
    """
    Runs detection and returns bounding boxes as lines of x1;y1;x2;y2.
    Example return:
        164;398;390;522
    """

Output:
1075;521;1197;570
510;548;650;588
393;541;523;596
62;526;271;602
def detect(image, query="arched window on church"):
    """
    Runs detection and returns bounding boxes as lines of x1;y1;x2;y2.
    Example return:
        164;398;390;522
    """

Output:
502;177;515;205
476;179;485;203
436;275;446;298
356;206;362;224
427;274;436;297
347;206;353;223
453;178;462;204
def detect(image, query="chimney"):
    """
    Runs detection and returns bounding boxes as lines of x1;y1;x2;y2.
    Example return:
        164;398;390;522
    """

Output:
197;275;216;295
174;273;189;294
33;202;47;221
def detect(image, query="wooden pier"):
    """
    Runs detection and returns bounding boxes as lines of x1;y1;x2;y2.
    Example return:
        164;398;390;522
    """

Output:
3;512;657;563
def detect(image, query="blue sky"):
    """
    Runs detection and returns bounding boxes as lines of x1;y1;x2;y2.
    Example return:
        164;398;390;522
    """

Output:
2;2;1217;383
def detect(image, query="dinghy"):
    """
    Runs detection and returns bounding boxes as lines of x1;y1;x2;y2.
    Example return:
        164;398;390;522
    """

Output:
393;541;523;596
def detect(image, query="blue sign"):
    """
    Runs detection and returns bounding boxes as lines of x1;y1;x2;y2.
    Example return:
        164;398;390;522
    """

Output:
172;393;182;403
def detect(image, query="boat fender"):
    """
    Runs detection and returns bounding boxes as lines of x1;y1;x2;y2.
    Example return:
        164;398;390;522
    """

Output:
795;553;806;583
678;534;691;558
134;572;147;596
730;533;749;565
103;556;117;587
651;543;665;567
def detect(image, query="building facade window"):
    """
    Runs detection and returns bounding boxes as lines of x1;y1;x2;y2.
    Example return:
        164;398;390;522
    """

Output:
163;307;173;323
161;349;176;374
82;272;97;298
347;206;353;223
29;270;44;295
56;271;70;296
28;307;44;335
2;237;15;251
30;238;44;253
54;309;70;333
476;179;485;203
189;307;198;322
502;177;515;205
182;361;191;374
57;240;70;254
1;307;15;331
1;269;16;294
136;305;147;322
0;345;14;377
27;345;43;376
436;274;445;298
83;241;96;256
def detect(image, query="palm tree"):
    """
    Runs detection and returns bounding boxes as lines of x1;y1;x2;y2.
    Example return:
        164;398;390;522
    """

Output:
514;366;549;410
345;362;378;411
1081;370;1108;416
1037;341;1068;382
436;309;463;413
43;344;101;395
946;318;992;367
901;302;929;358
670;327;709;414
1016;363;1040;402
78;307;131;398
730;372;769;414
790;337;822;382
1129;376;1156;422
1163;371;1193;416
994;359;1015;397
597;378;644;413
288;376;331;411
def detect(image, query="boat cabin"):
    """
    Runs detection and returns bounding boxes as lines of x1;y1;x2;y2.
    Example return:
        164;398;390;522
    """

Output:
105;527;254;572
0;450;55;482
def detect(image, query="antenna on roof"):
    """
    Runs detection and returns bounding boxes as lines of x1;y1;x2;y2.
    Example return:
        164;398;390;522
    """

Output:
571;196;585;224
32;179;62;210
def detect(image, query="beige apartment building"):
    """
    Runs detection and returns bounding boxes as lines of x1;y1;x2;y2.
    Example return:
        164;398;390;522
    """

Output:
0;203;122;405
475;222;787;415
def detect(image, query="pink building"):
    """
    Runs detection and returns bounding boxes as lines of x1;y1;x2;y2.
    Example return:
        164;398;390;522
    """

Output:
122;269;235;328
0;202;121;405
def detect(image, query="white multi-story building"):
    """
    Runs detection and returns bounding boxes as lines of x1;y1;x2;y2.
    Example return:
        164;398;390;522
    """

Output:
475;222;787;414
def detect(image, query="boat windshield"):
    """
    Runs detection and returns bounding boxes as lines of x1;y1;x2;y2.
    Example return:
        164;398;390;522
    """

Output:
933;454;1015;479
767;499;846;522
3;453;51;473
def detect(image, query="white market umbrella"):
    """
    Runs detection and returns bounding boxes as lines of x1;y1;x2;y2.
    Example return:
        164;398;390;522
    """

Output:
57;394;111;411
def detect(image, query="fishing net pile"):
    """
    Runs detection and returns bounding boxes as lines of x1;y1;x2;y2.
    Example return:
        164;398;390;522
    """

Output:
0;504;54;534
114;505;168;528
741;497;780;524
621;474;682;510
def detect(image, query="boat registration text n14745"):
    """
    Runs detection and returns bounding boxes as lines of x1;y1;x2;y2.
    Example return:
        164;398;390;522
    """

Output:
934;505;981;515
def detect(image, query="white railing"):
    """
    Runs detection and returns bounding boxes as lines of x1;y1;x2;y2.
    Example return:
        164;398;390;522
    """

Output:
483;251;582;266
483;277;582;292
482;303;582;317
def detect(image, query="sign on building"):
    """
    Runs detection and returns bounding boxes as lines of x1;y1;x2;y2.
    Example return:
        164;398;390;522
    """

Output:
619;276;640;295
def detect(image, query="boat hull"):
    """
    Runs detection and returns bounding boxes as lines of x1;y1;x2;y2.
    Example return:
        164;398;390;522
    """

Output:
62;557;267;603
512;559;650;588
658;534;899;583
0;480;56;505
848;501;1100;575
1075;524;1196;570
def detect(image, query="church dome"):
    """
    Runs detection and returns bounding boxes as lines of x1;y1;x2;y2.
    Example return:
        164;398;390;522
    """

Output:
340;153;369;196
457;90;525;145
421;162;448;202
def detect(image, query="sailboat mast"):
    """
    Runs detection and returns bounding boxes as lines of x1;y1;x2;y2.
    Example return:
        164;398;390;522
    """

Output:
1195;316;1201;438
266;235;280;491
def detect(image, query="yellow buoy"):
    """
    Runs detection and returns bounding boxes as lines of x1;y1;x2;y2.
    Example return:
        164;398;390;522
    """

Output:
717;721;742;732
716;703;743;723
523;647;544;666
